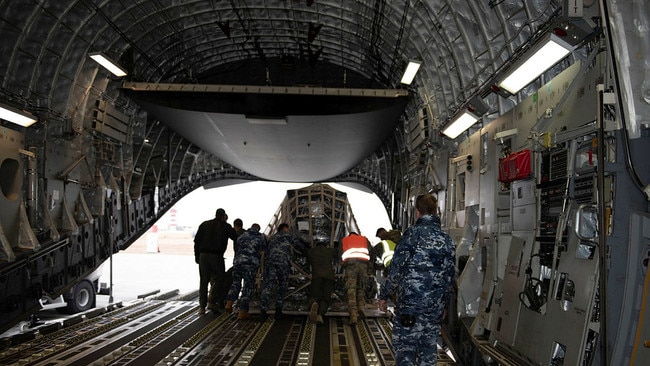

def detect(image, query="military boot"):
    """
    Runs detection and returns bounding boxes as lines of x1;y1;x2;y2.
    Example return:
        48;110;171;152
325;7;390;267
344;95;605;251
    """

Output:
259;309;269;322
238;310;252;320
274;308;285;320
225;300;234;313
309;302;319;324
348;310;358;325
358;300;366;319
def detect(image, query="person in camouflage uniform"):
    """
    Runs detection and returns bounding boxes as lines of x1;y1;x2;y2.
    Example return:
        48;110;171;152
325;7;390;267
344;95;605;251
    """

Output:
341;232;373;325
260;223;304;320
225;223;266;320
379;194;456;366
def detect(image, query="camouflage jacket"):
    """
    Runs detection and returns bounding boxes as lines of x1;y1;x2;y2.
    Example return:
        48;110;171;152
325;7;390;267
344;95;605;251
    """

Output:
266;231;304;266
233;227;267;268
380;215;455;317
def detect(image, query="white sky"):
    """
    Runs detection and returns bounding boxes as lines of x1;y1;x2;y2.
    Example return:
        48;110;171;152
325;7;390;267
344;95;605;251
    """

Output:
155;181;392;240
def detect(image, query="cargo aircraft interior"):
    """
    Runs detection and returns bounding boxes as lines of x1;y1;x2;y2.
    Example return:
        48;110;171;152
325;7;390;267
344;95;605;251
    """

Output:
0;1;649;365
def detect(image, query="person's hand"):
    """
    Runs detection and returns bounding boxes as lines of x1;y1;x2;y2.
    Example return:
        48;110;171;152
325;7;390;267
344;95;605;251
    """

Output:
378;299;388;312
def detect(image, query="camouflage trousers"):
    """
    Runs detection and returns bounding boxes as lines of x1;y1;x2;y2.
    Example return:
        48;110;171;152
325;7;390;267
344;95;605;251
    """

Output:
343;260;368;311
226;265;258;312
260;264;290;311
392;314;441;366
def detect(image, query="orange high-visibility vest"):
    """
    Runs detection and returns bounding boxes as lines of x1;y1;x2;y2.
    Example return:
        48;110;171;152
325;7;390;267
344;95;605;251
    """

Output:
342;234;370;262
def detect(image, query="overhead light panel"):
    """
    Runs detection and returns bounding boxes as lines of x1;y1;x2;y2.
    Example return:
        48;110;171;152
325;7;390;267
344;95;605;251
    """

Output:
497;33;573;94
89;52;127;77
0;102;37;127
442;96;489;139
400;60;422;85
442;110;480;139
246;117;287;125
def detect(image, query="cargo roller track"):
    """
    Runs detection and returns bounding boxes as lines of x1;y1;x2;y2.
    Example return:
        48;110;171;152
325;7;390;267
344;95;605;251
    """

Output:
0;295;456;366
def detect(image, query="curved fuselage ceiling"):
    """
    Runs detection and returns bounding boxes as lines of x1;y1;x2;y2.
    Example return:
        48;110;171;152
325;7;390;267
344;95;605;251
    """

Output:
126;86;409;182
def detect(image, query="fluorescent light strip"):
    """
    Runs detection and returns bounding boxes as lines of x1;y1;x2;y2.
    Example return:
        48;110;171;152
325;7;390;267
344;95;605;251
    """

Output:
89;52;127;77
247;117;287;125
0;104;37;127
498;34;573;94
400;60;422;85
442;111;479;139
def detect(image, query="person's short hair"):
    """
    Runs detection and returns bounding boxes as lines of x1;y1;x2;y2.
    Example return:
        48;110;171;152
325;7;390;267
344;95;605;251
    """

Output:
251;223;261;231
376;228;386;237
234;218;243;228
278;223;289;232
216;208;226;218
415;194;438;216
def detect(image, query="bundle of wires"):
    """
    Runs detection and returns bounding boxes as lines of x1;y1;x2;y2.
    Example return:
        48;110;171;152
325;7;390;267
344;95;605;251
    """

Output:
519;268;548;312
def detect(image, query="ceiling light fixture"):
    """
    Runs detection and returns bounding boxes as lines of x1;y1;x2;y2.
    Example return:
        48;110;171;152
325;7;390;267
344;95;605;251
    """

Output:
89;52;127;77
497;33;574;94
442;110;481;139
0;102;37;127
246;117;287;125
441;96;489;139
400;60;422;85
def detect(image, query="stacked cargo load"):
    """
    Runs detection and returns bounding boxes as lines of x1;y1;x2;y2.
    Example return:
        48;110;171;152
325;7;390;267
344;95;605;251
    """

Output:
261;183;366;313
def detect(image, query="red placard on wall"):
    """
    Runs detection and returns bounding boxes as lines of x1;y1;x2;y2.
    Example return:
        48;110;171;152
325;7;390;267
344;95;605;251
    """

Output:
498;149;531;183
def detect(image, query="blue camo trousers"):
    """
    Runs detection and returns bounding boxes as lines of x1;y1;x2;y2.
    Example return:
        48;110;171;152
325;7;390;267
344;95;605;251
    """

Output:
260;264;289;311
392;315;441;366
226;265;257;311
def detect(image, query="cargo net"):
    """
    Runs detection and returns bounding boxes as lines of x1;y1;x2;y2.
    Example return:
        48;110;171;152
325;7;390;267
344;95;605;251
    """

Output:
257;183;374;312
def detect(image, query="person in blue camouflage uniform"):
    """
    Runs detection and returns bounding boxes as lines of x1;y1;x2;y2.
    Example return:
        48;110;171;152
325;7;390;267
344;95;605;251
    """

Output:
259;223;305;320
379;194;456;366
225;223;267;320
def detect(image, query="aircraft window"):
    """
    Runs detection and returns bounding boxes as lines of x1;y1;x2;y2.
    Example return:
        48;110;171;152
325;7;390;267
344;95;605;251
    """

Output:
0;158;20;200
574;204;598;241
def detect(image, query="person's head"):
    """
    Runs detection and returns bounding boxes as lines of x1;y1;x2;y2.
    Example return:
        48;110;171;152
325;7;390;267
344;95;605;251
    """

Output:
234;218;243;229
376;228;387;238
251;223;261;231
415;194;438;218
278;223;290;232
215;208;227;220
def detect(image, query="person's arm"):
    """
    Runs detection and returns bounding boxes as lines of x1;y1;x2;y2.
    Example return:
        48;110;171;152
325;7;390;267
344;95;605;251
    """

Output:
378;228;411;310
193;223;204;264
227;224;237;241
292;234;307;256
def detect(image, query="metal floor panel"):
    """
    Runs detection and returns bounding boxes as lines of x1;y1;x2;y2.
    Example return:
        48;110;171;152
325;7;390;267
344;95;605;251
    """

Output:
0;298;458;366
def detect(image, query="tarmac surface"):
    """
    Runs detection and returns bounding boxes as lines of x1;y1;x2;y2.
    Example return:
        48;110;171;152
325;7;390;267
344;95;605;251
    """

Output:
98;231;205;304
1;231;218;337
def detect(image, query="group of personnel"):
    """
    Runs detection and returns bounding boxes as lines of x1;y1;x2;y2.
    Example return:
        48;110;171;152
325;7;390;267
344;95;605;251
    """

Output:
193;193;456;366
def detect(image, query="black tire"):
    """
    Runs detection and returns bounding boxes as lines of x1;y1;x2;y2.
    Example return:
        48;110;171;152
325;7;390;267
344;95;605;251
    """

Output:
66;280;96;314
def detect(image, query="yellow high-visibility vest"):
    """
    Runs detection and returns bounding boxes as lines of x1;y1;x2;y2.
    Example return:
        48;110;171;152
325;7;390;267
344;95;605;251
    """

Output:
380;239;396;267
